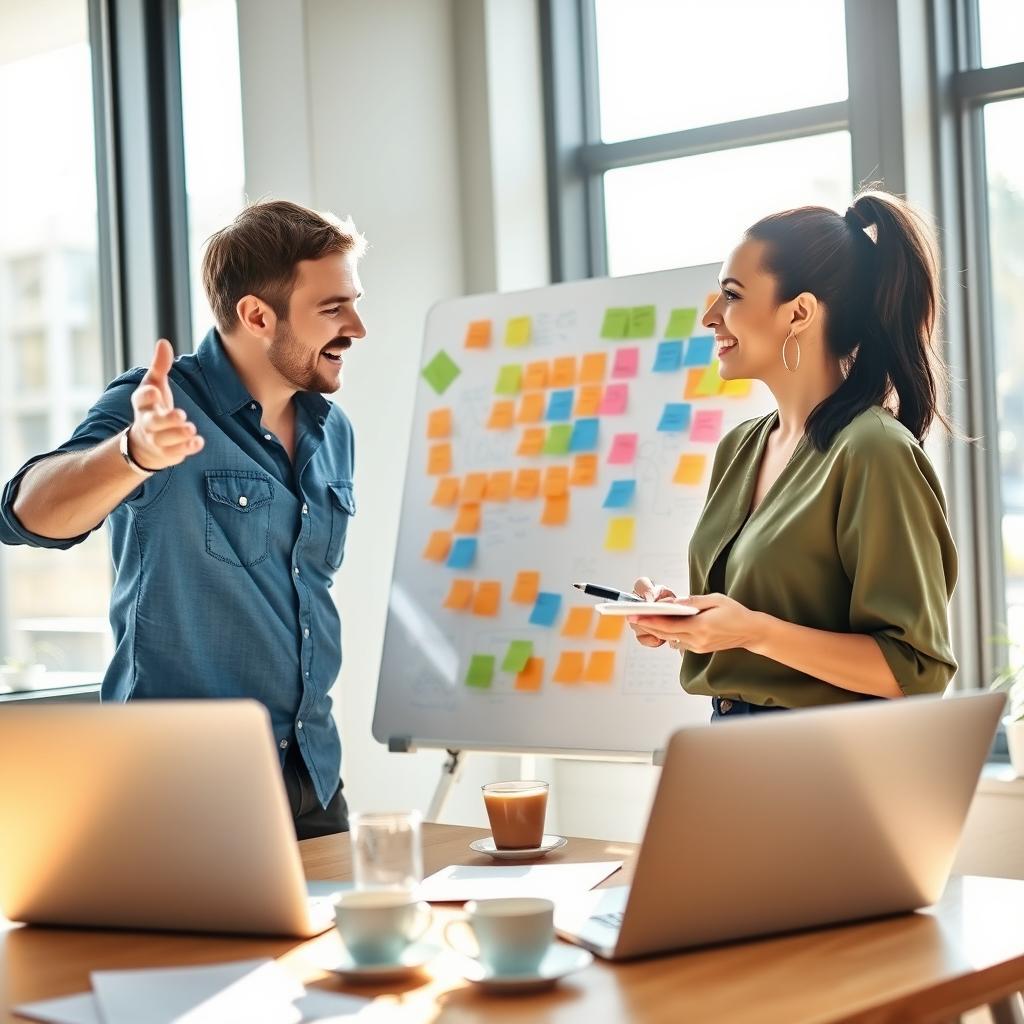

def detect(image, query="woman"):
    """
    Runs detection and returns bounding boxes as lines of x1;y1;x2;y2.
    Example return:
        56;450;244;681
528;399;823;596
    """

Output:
630;190;958;721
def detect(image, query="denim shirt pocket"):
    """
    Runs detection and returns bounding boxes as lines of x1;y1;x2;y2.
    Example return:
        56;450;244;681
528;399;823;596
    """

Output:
326;481;356;570
205;470;274;567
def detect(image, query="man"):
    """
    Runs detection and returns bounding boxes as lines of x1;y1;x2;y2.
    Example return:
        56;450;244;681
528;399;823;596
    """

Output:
0;200;366;839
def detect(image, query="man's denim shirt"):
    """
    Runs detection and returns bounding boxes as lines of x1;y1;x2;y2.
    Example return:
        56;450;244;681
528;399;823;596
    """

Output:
0;330;355;806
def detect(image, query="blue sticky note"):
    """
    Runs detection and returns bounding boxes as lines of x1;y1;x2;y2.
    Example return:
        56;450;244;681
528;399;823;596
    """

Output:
529;592;562;627
569;417;599;452
446;537;477;569
683;336;715;366
658;402;692;432
602;479;636;509
546;389;575;421
653;340;683;373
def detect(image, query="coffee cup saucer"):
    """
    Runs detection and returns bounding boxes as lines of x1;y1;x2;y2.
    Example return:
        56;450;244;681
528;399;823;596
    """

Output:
455;943;594;993
326;940;441;983
469;834;567;861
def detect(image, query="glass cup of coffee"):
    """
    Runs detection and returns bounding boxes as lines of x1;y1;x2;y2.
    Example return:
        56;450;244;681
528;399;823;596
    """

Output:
481;780;548;850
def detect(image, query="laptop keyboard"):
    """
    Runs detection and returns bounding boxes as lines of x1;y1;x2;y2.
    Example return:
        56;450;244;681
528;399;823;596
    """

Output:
591;910;624;929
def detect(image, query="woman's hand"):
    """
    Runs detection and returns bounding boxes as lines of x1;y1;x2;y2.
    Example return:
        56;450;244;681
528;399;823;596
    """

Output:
629;593;764;655
628;577;678;648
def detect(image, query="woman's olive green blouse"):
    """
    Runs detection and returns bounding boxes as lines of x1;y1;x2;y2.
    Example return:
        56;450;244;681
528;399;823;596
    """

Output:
682;406;958;707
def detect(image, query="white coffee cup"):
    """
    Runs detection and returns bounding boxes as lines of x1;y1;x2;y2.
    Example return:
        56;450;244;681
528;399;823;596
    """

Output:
443;897;554;975
334;890;432;965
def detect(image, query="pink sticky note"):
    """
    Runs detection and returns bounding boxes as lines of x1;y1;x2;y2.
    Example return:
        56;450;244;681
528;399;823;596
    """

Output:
612;346;639;379
608;432;638;465
691;409;724;443
599;383;629;415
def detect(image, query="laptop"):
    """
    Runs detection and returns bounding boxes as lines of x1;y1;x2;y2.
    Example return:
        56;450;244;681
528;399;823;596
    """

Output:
555;691;1005;960
0;700;347;936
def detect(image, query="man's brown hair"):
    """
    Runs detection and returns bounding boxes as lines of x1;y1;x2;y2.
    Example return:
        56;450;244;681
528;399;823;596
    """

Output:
201;199;367;334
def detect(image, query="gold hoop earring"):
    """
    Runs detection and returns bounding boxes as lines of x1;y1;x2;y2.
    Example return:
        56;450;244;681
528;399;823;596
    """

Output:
782;331;801;372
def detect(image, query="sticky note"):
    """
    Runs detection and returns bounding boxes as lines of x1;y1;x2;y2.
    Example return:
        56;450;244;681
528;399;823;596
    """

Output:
723;377;753;397
626;305;656;338
569;418;599;453
446;536;478;569
427;408;451;438
691;408;724;443
529;592;562;627
551;356;577;388
485;470;512;502
518;427;545;456
505;316;531;347
502;640;533;673
524;361;549;390
431;476;460;506
495;364;522;395
612;346;639;379
443;578;474;611
466;655;495;689
422;350;460;394
465;320;491;349
454;504;480;533
553;651;585;683
472;581;501;616
543;424;572;456
487;400;515;429
546;389;575;421
704;291;718;312
511;570;540;603
604;516;635;551
665;307;697;338
600;308;630;339
599;383;628;415
428;443;452;475
463;472;488;502
515;657;544;692
583;650;616;683
674;453;707;485
541;494;569;525
517;392;546;423
580;352;607;383
513;468;541;499
423;530;452;562
571;453;598;486
695;360;724;397
544;465;570;496
684;368;706;400
658;402;692;432
575;384;603;417
562;606;594;637
595;614;627;641
653;340;683;373
603;479;636;509
684;336;715;366
608;433;638;465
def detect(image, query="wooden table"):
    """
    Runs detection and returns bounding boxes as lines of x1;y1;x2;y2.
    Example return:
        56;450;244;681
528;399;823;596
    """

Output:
3;823;1024;1022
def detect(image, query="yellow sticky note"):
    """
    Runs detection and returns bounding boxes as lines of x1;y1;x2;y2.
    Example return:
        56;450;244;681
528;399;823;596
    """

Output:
511;570;540;603
551;356;576;387
544;466;570;496
524;360;549;390
513;468;541;500
571;454;597;486
428;443;452;475
575;384;602;417
443;579;474;610
695;360;724;397
505;316;531;347
595;614;627;641
674;454;707;485
485;470;512;502
517;427;545;456
722;377;752;397
580;352;607;383
515;656;545;692
541;494;569;526
562;606;594;637
454;504;480;533
427;408;451;439
462;472;488;503
487;399;515;429
465;319;491;349
431;476;460;507
517;392;546;423
423;530;452;562
683;368;705;400
472;581;501;616
604;516;635;551
553;651;585;684
583;650;616;683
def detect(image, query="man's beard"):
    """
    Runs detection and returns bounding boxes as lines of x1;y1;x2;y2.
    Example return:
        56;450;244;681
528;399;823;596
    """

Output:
267;320;339;394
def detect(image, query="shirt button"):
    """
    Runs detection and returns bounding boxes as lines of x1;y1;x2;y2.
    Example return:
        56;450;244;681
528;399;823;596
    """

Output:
297;720;303;730
719;699;734;714
301;504;308;515
250;403;257;411
303;628;310;638
238;495;248;507
279;739;288;749
293;566;300;575
264;433;272;441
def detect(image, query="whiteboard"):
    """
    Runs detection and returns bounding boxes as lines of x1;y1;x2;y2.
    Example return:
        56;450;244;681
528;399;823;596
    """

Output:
373;265;774;757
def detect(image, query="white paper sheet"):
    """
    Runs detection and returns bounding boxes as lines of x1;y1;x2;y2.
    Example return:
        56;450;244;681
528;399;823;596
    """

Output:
294;989;370;1021
416;860;623;903
12;992;101;1024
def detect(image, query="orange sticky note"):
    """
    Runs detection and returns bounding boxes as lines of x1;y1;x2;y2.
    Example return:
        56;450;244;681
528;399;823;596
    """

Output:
551;356;577;387
684;368;706;400
472;581;501;616
487;399;515;429
465;319;491;349
517;427;545;456
454;503;480;533
544;466;570;496
443;578;474;610
422;530;452;561
571;454;598;486
511;570;540;603
427;408;451;438
431;476;460;506
463;472;488;502
485;470;512;502
428;443;452;475
595;614;627;641
583;650;616;683
674;454;706;485
515;656;545;692
517;392;546;423
575;384;602;417
722;377;753;397
524;361;549;390
513;468;541;499
562;605;594;637
542;494;569;525
553;650;585;684
704;291;718;313
604;516;634;551
580;352;607;383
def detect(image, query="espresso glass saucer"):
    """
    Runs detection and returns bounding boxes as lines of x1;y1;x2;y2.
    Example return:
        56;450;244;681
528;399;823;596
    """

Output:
469;834;567;861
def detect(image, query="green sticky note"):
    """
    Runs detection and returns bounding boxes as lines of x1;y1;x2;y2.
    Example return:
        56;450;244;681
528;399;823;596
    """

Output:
466;654;495;689
694;360;724;396
543;424;572;455
495;364;523;395
505;316;531;347
502;640;533;673
665;307;697;338
600;308;630;339
421;350;461;395
626;306;656;338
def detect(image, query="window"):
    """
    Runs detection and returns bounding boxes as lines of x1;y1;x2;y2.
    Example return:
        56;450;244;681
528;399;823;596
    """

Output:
978;0;1024;68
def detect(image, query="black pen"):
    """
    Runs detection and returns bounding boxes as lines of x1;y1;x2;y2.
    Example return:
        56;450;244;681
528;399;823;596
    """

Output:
572;582;645;603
